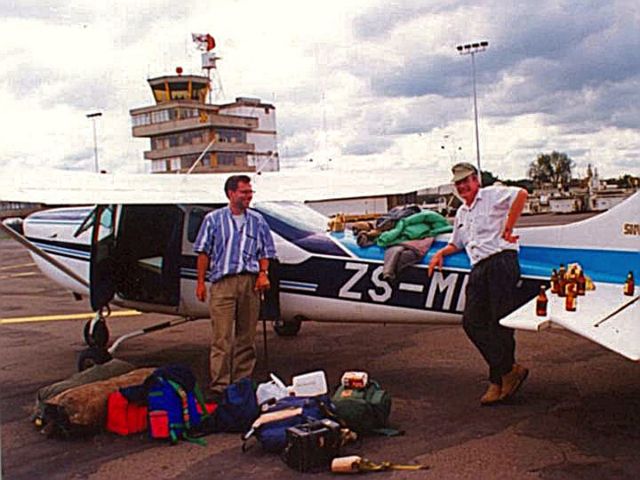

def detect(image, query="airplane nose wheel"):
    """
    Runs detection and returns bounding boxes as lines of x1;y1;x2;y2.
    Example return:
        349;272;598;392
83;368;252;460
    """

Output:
83;306;110;348
78;307;112;371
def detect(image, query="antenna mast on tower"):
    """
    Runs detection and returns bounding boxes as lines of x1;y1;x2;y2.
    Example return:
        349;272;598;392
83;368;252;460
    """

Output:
191;33;225;102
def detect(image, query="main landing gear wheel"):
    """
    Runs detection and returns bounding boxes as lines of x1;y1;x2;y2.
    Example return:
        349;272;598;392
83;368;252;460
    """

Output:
273;316;302;337
77;347;112;372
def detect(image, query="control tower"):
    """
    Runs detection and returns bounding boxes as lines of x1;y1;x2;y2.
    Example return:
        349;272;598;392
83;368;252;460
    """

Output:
130;68;279;173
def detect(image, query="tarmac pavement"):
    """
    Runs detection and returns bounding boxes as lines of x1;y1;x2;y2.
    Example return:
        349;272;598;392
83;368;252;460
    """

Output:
1;237;640;480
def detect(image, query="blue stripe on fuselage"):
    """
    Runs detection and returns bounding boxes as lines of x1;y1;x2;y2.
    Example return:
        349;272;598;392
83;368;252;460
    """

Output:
334;234;635;284
26;230;635;286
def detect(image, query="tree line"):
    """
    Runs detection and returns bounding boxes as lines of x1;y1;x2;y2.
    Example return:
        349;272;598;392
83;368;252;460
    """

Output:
480;151;638;191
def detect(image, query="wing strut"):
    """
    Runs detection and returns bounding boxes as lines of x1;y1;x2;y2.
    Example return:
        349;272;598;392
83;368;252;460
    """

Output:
0;219;90;288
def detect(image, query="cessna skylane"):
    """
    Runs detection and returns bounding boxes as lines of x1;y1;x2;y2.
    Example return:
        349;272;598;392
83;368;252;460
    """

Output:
1;169;638;370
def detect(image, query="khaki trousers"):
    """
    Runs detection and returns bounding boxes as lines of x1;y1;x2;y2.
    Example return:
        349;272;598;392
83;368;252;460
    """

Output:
208;274;260;394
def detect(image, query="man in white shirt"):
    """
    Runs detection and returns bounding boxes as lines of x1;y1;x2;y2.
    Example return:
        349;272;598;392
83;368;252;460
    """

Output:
428;162;529;405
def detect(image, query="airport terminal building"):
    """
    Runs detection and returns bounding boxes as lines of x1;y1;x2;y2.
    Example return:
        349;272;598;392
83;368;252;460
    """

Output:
130;73;279;174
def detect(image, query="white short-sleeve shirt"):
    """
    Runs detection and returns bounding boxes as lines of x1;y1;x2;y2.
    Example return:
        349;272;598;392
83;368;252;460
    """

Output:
450;185;522;266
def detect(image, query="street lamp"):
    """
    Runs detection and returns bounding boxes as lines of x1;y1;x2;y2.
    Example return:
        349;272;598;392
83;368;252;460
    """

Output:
456;40;489;181
86;112;102;172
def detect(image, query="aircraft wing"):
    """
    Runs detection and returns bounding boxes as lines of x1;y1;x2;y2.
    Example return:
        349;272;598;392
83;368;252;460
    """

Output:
0;167;442;205
501;283;640;361
1;169;229;204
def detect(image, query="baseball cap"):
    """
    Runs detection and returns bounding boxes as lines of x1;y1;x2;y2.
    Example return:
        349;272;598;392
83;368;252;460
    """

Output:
451;162;478;183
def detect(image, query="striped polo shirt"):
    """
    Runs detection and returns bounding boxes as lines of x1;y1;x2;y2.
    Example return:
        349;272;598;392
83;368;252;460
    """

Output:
193;206;277;283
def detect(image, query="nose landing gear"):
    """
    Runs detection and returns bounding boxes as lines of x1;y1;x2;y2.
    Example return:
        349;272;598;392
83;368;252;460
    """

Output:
78;307;112;371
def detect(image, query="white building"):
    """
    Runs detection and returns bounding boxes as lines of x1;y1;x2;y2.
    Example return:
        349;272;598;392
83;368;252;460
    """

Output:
219;97;279;172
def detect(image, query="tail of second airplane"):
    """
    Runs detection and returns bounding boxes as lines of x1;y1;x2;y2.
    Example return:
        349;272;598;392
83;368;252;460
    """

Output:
517;192;639;283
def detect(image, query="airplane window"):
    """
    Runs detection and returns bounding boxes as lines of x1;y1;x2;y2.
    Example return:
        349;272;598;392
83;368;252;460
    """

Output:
97;205;114;241
254;201;328;233
74;205;114;240
100;206;113;230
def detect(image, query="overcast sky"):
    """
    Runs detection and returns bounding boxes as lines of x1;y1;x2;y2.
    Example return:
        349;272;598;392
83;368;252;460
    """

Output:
1;0;638;186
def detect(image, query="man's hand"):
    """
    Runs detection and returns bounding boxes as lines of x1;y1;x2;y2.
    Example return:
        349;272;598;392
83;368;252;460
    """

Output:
196;282;207;302
196;253;209;302
502;225;519;243
428;251;444;277
255;271;271;292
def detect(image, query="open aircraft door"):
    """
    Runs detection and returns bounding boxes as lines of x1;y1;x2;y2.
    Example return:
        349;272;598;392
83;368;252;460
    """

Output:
88;205;118;311
85;204;186;312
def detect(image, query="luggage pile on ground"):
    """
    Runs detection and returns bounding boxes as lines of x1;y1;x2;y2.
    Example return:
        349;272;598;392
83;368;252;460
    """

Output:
32;359;154;437
32;364;425;473
241;370;406;473
33;361;215;442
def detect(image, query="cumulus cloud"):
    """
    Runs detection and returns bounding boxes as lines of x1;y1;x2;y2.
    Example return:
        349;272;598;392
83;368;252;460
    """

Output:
0;0;638;182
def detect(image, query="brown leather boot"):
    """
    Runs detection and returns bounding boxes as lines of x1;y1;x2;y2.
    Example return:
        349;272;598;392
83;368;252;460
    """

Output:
499;363;529;401
480;383;502;405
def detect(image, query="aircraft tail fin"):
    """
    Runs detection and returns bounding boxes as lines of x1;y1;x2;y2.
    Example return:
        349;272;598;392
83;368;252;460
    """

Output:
519;191;639;252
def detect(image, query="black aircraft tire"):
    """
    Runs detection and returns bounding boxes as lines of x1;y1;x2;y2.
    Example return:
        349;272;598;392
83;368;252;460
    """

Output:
77;348;112;372
273;317;302;337
83;319;109;348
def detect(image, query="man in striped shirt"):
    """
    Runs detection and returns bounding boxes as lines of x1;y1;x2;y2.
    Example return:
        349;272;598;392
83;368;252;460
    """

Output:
194;174;276;396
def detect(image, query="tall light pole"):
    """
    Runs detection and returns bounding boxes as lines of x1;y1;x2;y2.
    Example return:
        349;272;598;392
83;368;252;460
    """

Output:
86;112;102;172
456;41;488;181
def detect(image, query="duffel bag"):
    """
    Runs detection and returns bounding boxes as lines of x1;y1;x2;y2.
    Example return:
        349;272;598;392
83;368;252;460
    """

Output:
41;367;155;438
243;394;334;453
331;380;394;435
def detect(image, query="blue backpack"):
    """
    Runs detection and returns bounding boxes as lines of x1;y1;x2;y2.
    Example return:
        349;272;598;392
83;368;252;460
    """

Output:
213;377;259;433
145;365;210;445
243;395;334;453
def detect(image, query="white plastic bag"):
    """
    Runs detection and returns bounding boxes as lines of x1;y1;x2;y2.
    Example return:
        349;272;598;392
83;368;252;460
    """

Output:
256;373;288;406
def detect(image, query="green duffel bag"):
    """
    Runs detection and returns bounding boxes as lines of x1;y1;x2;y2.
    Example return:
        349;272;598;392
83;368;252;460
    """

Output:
331;380;398;436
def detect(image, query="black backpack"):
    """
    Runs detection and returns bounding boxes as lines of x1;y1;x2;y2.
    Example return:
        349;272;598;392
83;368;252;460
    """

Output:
375;205;421;231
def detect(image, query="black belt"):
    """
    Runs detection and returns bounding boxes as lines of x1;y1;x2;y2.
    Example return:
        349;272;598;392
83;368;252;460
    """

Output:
220;271;257;280
474;249;517;268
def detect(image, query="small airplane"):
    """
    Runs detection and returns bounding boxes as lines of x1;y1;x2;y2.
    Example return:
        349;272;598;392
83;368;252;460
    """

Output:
2;169;638;370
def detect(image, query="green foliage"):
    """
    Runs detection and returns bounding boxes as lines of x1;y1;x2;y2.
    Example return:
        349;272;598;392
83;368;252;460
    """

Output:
480;170;498;186
503;178;534;193
613;174;640;188
528;151;575;187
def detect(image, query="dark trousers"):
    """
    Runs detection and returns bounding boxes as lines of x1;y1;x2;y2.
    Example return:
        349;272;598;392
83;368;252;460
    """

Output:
462;250;520;384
